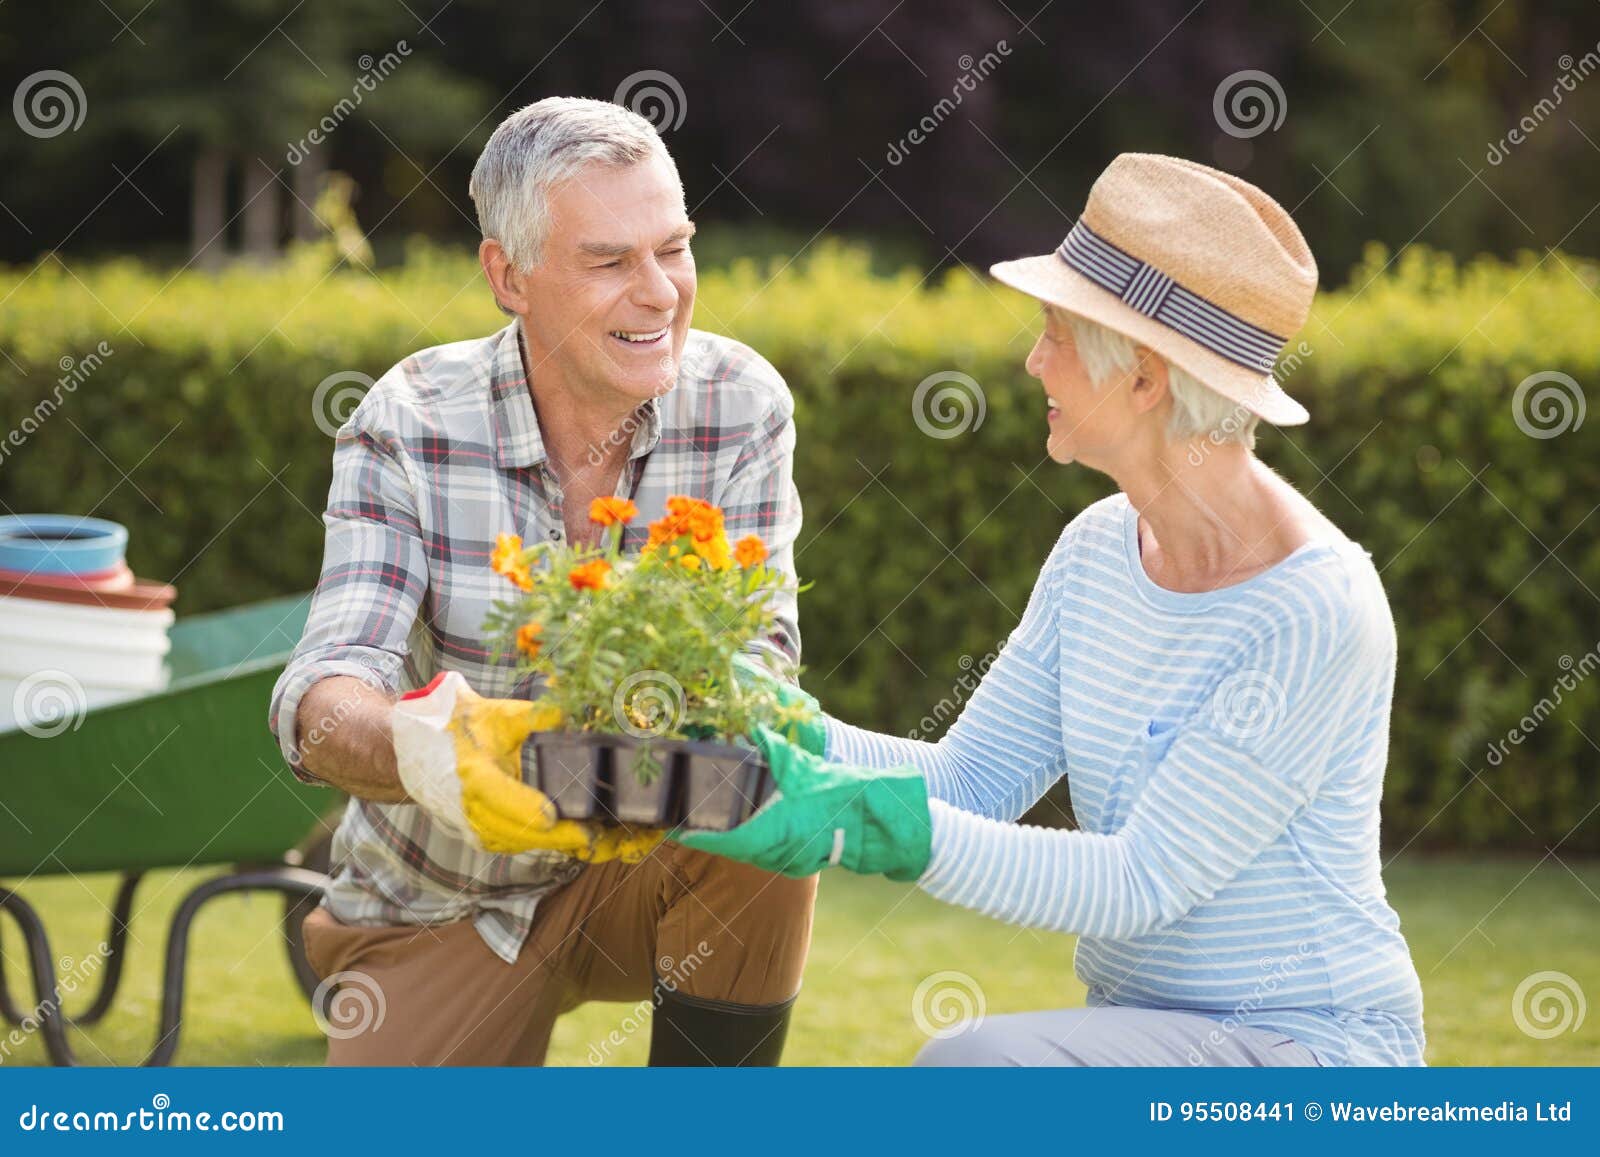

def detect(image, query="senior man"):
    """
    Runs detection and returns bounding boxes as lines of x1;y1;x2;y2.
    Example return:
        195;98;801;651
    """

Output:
270;97;814;1067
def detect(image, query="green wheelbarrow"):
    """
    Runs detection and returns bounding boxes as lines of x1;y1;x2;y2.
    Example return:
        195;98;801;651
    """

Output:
0;593;341;1066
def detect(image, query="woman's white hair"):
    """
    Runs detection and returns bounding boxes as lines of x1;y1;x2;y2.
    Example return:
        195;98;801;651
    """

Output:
469;97;681;270
1058;309;1260;447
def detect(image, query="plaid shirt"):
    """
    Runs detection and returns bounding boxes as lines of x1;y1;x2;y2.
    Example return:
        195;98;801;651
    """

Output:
270;319;802;963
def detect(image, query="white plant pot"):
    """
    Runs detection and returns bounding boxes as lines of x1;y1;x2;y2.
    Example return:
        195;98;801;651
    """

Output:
0;593;174;690
0;676;151;733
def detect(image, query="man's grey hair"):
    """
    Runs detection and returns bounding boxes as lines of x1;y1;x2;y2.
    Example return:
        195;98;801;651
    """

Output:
1057;309;1260;448
469;97;681;270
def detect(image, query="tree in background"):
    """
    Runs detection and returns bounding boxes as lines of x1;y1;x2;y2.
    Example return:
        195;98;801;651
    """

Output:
2;0;484;268
2;0;1597;277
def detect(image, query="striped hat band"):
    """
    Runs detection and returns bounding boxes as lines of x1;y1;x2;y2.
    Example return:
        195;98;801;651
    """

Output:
1056;220;1287;373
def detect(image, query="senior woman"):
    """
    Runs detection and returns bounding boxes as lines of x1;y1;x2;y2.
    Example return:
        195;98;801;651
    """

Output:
683;153;1426;1068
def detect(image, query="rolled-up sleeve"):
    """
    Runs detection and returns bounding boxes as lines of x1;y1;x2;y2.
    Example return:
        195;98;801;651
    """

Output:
269;394;429;782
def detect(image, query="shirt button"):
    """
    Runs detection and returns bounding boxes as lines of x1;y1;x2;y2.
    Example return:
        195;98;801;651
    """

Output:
549;528;562;540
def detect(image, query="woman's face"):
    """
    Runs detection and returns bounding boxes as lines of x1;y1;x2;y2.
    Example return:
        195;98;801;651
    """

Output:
1025;308;1136;467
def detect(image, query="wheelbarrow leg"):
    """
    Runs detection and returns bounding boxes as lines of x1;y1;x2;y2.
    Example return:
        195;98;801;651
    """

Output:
0;910;25;1025
68;871;141;1026
0;869;324;1067
0;886;81;1066
0;872;141;1029
144;867;326;1067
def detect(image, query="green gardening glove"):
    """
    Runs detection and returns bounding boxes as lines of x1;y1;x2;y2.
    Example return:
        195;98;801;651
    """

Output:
733;653;826;757
678;725;932;882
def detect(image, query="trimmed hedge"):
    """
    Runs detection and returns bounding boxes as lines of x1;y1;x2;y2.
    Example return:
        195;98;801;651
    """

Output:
2;242;1596;851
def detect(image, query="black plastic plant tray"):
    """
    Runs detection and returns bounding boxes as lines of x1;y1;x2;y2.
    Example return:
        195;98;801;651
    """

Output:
522;732;613;821
523;732;773;832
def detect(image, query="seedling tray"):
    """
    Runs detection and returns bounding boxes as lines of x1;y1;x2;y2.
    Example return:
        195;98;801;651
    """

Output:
522;732;775;831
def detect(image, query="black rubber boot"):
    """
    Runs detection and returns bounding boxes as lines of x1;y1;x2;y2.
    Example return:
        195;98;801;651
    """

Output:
647;980;796;1067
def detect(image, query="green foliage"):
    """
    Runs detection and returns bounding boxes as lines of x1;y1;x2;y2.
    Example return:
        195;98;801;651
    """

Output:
0;242;1594;851
479;510;805;775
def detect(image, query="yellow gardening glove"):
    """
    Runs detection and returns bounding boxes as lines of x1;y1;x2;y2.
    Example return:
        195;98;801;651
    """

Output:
393;672;665;863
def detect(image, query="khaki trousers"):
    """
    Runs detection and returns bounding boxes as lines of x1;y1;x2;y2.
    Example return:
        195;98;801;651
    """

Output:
299;841;817;1065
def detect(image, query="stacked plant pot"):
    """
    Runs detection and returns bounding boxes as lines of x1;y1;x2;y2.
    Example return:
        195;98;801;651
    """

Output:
0;515;176;732
521;732;777;832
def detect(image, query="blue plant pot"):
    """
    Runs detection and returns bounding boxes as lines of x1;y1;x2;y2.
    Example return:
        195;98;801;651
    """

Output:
0;515;128;576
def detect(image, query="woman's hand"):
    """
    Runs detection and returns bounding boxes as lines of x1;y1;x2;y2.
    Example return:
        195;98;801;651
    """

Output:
732;653;827;756
678;725;931;881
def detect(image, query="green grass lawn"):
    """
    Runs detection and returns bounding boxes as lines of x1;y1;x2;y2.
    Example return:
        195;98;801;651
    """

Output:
1;854;1594;1067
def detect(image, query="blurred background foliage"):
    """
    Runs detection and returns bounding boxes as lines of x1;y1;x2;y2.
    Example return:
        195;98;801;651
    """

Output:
1;240;1595;850
1;1;1597;852
3;0;1600;276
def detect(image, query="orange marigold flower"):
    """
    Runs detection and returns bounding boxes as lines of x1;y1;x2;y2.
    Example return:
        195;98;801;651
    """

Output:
647;497;729;552
515;622;544;658
695;535;733;571
507;565;535;593
679;553;702;570
568;558;612;591
734;535;768;568
646;515;683;549
589;496;638;527
687;504;723;544
490;532;523;577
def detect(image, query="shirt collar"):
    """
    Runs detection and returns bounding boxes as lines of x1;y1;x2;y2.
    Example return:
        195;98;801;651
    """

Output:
627;393;664;460
491;318;666;469
490;320;546;469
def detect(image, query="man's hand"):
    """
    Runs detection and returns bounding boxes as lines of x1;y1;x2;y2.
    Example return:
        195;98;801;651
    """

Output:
678;725;931;881
394;672;665;863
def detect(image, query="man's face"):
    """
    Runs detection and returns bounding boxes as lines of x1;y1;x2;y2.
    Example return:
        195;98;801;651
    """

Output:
497;153;696;410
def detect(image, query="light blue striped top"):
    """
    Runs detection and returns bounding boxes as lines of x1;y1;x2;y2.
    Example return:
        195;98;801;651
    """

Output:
826;494;1426;1066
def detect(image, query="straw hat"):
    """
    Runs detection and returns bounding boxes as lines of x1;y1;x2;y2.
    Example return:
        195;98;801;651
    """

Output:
990;153;1317;425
